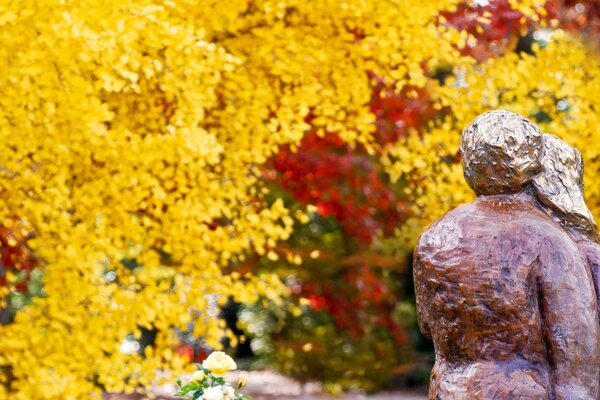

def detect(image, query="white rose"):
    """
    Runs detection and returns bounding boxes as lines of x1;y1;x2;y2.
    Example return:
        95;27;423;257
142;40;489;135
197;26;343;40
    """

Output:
202;351;237;377
202;386;225;400
237;371;249;388
191;370;205;382
222;385;235;399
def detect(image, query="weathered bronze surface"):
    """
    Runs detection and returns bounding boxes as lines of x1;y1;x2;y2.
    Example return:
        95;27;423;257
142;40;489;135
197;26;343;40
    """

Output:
414;110;600;399
461;110;544;196
533;134;597;241
534;134;600;360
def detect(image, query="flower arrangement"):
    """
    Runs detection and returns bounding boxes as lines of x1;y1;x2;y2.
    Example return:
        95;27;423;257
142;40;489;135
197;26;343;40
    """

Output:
175;352;249;400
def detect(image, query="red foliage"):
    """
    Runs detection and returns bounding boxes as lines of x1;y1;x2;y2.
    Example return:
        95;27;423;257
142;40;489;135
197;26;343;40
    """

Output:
442;0;600;62
442;0;531;62
270;132;409;244
0;220;37;291
301;267;407;345
371;83;438;145
546;0;600;36
176;343;207;363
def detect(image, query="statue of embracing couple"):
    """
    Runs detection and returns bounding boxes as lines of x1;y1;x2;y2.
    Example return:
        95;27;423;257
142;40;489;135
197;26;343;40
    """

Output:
414;110;600;399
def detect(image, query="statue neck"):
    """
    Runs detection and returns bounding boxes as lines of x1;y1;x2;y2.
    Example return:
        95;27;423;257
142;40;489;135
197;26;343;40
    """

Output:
477;185;538;203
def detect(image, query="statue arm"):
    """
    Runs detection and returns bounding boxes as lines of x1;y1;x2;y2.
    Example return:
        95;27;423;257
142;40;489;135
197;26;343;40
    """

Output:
576;239;600;316
413;244;432;339
539;239;600;399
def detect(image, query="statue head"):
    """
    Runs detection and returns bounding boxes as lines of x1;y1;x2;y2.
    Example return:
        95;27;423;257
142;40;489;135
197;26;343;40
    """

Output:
533;134;598;240
460;110;543;196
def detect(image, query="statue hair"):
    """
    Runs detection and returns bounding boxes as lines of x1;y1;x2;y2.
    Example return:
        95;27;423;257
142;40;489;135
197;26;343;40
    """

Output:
532;134;598;242
460;110;543;196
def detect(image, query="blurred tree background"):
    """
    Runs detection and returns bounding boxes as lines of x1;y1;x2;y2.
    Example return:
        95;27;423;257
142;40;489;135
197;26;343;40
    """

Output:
231;0;600;393
232;0;600;393
1;0;600;399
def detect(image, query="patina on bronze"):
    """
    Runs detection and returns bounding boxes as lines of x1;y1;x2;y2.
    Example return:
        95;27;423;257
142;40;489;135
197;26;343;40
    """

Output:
414;110;600;399
533;134;598;240
533;134;600;340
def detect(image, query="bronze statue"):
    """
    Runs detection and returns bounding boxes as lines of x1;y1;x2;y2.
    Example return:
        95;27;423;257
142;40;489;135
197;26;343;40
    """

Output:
413;110;600;399
533;134;600;315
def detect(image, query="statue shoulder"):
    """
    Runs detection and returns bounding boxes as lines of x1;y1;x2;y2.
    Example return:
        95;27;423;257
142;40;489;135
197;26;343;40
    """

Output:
415;201;479;250
415;199;574;254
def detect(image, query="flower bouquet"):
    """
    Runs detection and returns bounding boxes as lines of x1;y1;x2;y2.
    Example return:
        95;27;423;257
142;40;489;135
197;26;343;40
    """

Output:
175;351;250;400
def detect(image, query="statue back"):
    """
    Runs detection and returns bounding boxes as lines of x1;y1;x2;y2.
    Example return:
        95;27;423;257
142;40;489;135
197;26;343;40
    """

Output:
414;194;598;399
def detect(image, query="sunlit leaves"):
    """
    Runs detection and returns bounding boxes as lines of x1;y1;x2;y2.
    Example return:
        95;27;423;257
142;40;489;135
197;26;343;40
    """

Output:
0;0;474;398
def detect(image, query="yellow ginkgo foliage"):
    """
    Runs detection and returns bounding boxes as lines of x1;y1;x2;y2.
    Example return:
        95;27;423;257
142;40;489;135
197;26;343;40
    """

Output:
383;34;600;251
0;0;482;398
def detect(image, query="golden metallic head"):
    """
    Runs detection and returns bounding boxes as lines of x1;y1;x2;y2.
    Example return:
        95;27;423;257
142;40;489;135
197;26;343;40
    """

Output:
460;110;543;195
